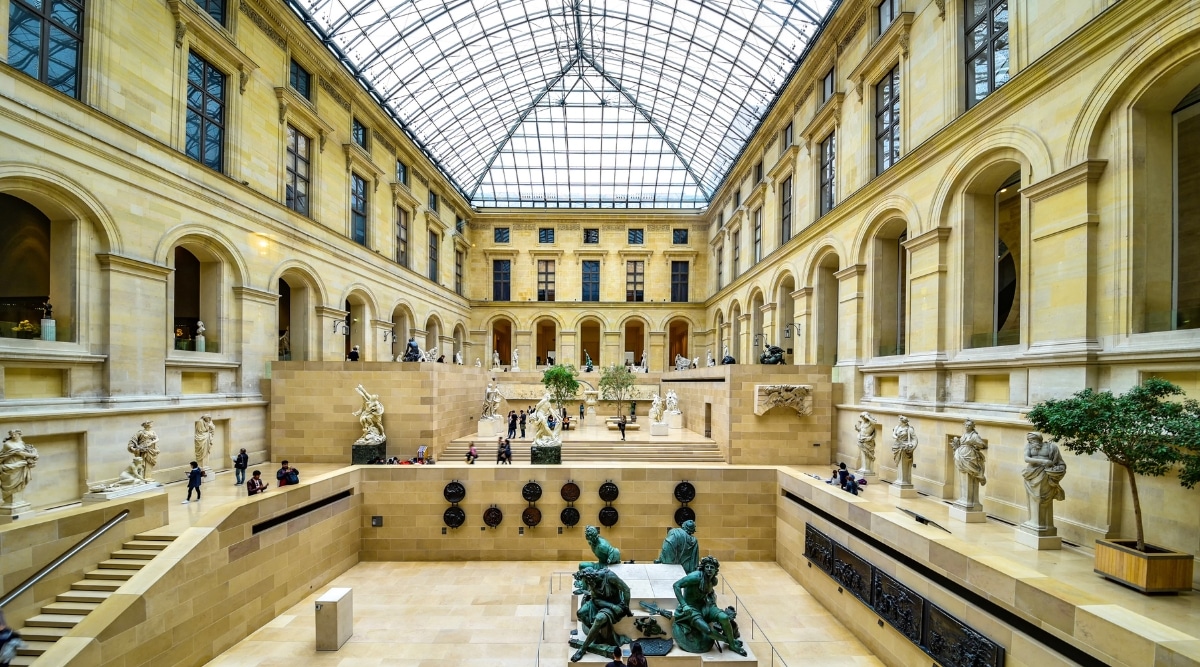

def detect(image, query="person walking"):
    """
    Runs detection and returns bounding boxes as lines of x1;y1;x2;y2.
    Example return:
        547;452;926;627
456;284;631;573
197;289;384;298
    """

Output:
233;448;249;485
246;470;268;495
182;461;205;503
465;444;478;464
617;415;627;441
0;610;26;667
519;410;527;438
503;438;513;464
579;402;585;420
496;437;506;464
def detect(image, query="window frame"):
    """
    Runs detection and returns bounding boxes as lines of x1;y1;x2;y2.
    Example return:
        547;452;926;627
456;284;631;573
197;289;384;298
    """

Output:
716;244;725;290
396;160;409;186
878;0;899;34
628;228;645;245
538;228;555;244
581;260;600;302
625;260;645;302
8;0;85;99
185;51;227;173
350;172;368;246
455;249;464;296
673;228;689;245
753;209;763;263
671;261;690;303
583;228;600;244
396;206;410;267
781;122;794;149
732;230;741;278
781;176;793;242
284;124;311;216
289;59;311;100
492;259;511;301
196;0;226;24
352;117;369;149
819;133;836;217
821;69;835;105
537;259;556;301
428;190;439;214
427;230;439;282
875;64;901;175
494;227;510;243
965;0;1010;109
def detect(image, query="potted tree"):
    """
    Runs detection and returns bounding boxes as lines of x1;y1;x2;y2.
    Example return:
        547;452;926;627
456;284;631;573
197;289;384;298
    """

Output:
599;364;638;424
542;364;580;416
1027;377;1200;593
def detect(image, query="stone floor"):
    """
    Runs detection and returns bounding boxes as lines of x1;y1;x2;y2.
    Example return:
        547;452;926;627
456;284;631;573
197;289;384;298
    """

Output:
159;462;349;531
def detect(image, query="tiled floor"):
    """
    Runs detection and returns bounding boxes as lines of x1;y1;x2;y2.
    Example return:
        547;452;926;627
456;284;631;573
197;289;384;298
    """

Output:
205;560;882;667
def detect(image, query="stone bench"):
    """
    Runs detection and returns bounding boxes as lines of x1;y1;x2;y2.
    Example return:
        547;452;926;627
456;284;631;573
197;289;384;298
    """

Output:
605;422;641;431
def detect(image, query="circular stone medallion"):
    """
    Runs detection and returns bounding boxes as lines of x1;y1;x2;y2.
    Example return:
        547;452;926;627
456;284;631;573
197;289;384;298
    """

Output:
598;506;619;527
598;481;620;503
522;481;543;503
483;506;504;528
674;506;696;526
560;481;581;503
443;506;466;528
560;507;581;527
522;506;542;527
673;481;697;504
443;481;466;504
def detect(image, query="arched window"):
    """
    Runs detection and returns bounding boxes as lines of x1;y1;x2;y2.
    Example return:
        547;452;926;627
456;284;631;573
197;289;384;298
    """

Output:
1172;86;1200;330
172;246;222;352
963;166;1022;348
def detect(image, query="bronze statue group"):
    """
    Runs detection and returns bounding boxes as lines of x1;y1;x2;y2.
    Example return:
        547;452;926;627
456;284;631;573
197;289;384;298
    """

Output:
569;520;746;662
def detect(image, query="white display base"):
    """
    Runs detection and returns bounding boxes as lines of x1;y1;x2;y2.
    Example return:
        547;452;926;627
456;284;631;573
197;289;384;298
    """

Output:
667;412;683;429
0;500;33;524
315;587;354;650
650;422;670;436
82;482;164;504
194;334;206;352
41;318;56;341
948;503;986;523
584;415;601;427
477;419;502;437
1015;525;1062;550
889;483;918;498
856;468;876;478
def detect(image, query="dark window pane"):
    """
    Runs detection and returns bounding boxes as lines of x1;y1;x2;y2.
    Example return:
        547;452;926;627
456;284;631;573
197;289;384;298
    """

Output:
9;4;42;80
198;0;224;24
46;25;79;95
673;229;689;244
584;228;600;244
352;118;368;148
493;260;511;301
290;60;311;99
582;260;600;302
494;227;510;243
539;228;555;243
671;261;689;303
51;0;81;32
628;228;644;244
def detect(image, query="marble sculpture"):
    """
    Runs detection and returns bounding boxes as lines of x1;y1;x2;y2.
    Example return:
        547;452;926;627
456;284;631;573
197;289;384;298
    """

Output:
127;421;160;481
854;411;878;475
1021;432;1067;532
193;415;215;468
891;416;918;486
0;429;38;507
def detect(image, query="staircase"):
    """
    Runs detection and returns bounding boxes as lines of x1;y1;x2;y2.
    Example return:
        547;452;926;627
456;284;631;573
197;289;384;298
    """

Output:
10;533;177;666
440;438;725;463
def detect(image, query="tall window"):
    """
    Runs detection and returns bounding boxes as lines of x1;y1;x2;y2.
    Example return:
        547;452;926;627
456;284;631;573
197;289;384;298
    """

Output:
427;231;439;281
352;118;368;149
733;189;741;208
878;0;899;33
8;0;84;98
494;227;510;243
753;210;763;263
628;228;644;244
285;126;311;216
396;161;409;186
582;260;600;302
671;261;689;303
781;176;793;241
584;228;600;244
626;261;645;302
537;260;556;301
781;123;794;149
755;161;764;183
185;52;225;172
395;208;409;267
539;228;555;244
732;230;741;278
492;260;511;301
876;65;901;175
455;250;464;296
966;170;1021;348
673;229;689;244
1172;95;1200;330
428;190;439;214
819;133;836;216
197;0;225;23
289;60;311;100
350;173;368;246
966;0;1010;109
821;69;835;104
716;245;725;290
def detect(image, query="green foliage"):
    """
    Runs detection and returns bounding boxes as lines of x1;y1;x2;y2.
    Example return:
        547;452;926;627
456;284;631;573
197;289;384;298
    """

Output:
598;364;638;412
542;364;580;410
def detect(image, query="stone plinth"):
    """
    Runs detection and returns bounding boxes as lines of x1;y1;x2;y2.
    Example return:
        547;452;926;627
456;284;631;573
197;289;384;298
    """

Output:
650;422;670;436
948;503;986;523
1015;524;1062;550
667;412;683;429
478;419;501;437
315;587;353;651
889;482;917;498
82;482;164;504
194;334;206;352
0;500;34;523
352;440;386;464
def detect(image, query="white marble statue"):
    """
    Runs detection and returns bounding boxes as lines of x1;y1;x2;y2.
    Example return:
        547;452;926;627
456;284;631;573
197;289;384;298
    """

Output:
649;393;665;423
675;354;690;371
1021;432;1067;532
455;351;463;365
854;412;878;475
640;351;647;370
492;350;501;368
707;350;716;367
419;345;438;362
89;457;148;491
511;347;520;371
193;415;215;468
952;419;988;511
530;392;562;447
481;382;502;420
692;356;699;369
0;429;38;508
127;421;161;481
891;416;918;486
195;320;205;336
665;389;680;414
475;357;482;367
353;385;386;445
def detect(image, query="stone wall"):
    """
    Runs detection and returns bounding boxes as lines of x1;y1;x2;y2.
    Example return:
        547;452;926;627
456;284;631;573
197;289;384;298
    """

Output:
269;362;487;463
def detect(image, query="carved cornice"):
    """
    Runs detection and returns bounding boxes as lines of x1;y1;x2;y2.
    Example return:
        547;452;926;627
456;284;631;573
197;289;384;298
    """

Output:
663;250;698;261
96;254;172;281
425;210;447;234
847;13;914;101
319;78;351;112
482;249;518;261
801;93;843;154
274;87;333;151
769;144;800;185
391;182;421;210
239;0;285;48
167;0;257;94
233;285;279;304
618;249;653;261
1020;160;1108;202
744;180;768;215
838;10;868;50
902;226;951;253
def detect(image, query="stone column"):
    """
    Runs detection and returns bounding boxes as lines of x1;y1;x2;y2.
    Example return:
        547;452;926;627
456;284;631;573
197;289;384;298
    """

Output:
760;302;777;354
736;313;751;364
98;254;171;396
648;330;666;372
234;286;279;392
790;287;812;365
315;305;349;361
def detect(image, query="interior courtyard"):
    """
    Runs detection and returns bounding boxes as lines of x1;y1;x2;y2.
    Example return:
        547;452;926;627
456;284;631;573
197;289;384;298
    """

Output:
2;0;1200;665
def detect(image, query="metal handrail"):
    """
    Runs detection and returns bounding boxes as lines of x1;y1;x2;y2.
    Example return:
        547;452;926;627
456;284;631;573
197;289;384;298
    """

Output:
0;509;130;608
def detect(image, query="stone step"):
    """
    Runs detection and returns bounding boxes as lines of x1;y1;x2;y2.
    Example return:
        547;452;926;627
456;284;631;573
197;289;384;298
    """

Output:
57;589;112;603
41;601;100;615
111;548;161;560
24;613;87;628
72;578;123;591
133;532;178;542
16;639;56;656
85;568;136;580
123;539;170;550
97;558;148;571
17;626;70;642
10;655;36;666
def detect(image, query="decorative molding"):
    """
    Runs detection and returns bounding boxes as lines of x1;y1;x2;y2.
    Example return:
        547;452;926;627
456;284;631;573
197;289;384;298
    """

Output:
391;182;421;210
833;263;867;281
663;250;698;261
933;0;945;19
239;1;285;48
425;210;447;234
96;253;172;281
647;223;669;232
838;10;867;50
617;249;653;260
903;226;951;252
801;93;843;154
846;13;914;101
344;143;384;191
513;223;535;231
233;285;279;304
319;78;351;112
168;0;258;94
754;384;813;417
482;249;519;261
1020;159;1108;202
559;222;581;231
376;136;396;155
414;171;429;187
274;87;333;151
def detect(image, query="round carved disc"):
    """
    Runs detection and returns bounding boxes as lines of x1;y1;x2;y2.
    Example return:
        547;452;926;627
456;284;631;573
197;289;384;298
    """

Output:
443;481;466;504
560;507;581;527
598;481;620;503
483;506;504;528
674;506;696;526
673;481;697;504
522;506;542;527
598;506;619;527
522;481;543;503
560;481;581;502
443;506;466;528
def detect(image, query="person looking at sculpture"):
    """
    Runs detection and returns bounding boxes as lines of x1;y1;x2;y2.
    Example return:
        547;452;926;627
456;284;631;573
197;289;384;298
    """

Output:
246;470;268;495
508;410;518;439
347;345;360;361
233;448;249;486
604;646;624;667
182;461;205;504
625;642;648;667
276;460;299;487
519;410;527;438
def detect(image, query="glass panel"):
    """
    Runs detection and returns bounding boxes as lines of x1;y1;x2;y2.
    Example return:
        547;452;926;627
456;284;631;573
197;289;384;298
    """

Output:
969;53;989;107
628;229;644;244
967;0;988;23
51;0;80;32
9;3;42;80
494;227;510;243
673;229;688;244
185;112;202;161
967;20;988;55
539;228;554;243
993;2;1008;32
584;228;599;244
993;32;1011;88
45;25;78;95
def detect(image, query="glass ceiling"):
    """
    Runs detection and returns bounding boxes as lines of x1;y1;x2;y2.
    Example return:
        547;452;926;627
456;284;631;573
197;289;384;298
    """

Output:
287;0;835;208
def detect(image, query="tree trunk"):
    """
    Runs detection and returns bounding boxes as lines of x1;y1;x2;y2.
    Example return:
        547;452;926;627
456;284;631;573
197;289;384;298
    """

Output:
1124;464;1146;552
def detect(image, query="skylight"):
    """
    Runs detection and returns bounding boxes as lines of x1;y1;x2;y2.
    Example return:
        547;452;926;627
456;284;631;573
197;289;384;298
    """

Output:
288;0;834;208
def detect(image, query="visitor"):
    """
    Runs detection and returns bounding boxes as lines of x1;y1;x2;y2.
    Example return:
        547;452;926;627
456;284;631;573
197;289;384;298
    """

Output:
841;472;860;496
276;460;299;486
233;447;249;485
618;415;627;441
563;415;570;431
579;403;585;420
626;641;648;667
436;354;445;363
503;438;513;464
828;462;847;484
0;610;25;667
182;461;205;504
519;410;527;438
347;345;360;361
536;356;543;366
465;444;478;464
496;437;506;464
605;646;624;667
508;410;518;439
247;470;268;495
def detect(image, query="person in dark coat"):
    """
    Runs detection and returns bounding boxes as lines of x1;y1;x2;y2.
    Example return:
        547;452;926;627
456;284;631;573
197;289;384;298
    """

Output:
519;410;527;438
617;415;627;441
183;461;205;503
247;470;268;495
234;448;249;485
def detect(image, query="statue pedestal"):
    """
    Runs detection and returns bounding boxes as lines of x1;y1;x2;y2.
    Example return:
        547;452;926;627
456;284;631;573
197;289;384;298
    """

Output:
0;500;34;523
194;334;206;352
948;503;986;523
478;419;501;437
667;412;683;429
82;482;164;504
856;467;877;478
889;482;918;498
649;422;670;436
1015;524;1061;550
40;318;56;341
352;439;386;465
531;446;562;465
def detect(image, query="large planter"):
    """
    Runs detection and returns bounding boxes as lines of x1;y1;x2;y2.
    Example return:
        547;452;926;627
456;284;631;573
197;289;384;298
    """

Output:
1094;539;1195;593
